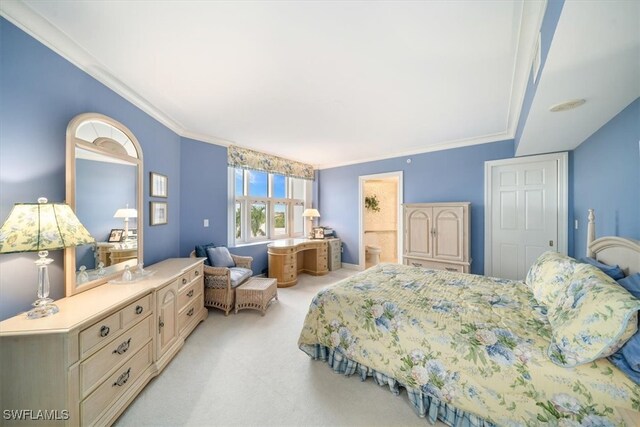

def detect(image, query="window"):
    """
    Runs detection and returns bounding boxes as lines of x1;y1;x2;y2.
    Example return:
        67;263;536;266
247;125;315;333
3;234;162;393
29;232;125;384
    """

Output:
232;168;308;244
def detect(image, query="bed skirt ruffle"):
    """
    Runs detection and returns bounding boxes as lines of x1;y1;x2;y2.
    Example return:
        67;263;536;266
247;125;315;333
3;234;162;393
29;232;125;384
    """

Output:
299;344;496;427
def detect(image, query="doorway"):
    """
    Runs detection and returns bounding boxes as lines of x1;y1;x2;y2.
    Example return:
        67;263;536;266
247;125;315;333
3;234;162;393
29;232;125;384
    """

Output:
484;152;568;279
359;171;403;270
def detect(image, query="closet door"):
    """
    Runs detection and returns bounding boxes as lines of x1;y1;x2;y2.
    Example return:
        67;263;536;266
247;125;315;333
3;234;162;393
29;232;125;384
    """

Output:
404;206;433;258
433;206;465;262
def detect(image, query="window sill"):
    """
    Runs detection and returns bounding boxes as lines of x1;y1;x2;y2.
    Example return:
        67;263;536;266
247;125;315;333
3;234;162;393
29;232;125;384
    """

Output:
231;240;273;248
232;235;305;249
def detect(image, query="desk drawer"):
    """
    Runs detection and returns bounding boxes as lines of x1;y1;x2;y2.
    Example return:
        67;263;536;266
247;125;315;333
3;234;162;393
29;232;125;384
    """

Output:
178;278;201;310
80;315;152;397
81;341;153;426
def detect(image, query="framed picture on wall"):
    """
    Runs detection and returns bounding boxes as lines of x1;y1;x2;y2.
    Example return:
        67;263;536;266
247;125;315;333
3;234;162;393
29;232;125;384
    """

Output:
108;229;124;242
150;172;168;198
150;202;168;226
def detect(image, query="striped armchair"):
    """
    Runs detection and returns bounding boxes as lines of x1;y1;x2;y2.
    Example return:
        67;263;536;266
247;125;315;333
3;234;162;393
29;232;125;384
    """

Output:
190;250;253;315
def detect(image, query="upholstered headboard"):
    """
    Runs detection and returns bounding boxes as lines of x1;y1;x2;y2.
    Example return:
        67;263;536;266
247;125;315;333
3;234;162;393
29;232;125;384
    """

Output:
586;209;640;275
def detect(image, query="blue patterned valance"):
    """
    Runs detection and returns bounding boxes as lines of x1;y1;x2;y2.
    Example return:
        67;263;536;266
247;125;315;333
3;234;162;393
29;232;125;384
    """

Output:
228;145;314;180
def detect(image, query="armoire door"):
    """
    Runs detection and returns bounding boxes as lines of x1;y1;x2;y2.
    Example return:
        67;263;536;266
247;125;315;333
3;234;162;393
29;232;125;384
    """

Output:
433;206;465;262
404;207;433;258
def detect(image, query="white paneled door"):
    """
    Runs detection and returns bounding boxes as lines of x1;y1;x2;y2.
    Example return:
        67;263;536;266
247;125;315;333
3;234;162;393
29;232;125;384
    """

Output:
485;153;568;280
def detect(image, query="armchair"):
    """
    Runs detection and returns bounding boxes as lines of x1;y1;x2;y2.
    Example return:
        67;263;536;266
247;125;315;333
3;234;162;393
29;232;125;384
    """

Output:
190;249;253;315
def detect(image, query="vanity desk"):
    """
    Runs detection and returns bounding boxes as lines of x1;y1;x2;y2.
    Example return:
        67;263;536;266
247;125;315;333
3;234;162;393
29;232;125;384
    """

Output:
0;258;207;426
96;242;137;266
267;238;328;287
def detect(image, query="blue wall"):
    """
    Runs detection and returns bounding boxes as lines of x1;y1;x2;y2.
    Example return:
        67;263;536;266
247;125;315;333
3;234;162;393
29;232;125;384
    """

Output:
318;140;515;274
573;98;640;257
178;138;270;275
0;18;182;319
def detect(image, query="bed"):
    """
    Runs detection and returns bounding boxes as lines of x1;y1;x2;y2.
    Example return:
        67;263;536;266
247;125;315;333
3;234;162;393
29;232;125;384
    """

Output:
298;211;640;426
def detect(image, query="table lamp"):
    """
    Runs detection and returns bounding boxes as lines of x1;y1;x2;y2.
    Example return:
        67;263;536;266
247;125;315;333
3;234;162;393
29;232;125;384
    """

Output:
0;197;95;319
114;205;137;241
302;208;320;238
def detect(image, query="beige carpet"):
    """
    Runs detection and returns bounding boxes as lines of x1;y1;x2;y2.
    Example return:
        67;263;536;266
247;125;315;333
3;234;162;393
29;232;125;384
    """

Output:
116;269;445;427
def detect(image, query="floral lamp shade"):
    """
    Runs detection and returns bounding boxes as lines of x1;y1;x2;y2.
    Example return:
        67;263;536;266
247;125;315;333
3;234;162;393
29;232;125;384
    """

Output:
0;198;94;319
0;198;95;254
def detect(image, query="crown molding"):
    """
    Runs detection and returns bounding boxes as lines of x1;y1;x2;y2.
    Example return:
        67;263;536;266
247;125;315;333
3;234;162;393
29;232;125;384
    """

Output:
0;1;233;148
505;0;547;137
314;130;514;170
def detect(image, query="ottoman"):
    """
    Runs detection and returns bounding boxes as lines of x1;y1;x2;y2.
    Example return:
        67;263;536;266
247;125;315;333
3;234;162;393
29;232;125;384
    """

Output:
234;277;278;315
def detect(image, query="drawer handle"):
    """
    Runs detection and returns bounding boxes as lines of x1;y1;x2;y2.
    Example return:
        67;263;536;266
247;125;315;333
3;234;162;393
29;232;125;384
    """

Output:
135;305;143;315
412;263;421;267
113;338;131;355
182;278;188;285
187;307;195;317
187;289;194;298
113;368;131;387
445;267;457;272
194;270;200;276
100;326;110;337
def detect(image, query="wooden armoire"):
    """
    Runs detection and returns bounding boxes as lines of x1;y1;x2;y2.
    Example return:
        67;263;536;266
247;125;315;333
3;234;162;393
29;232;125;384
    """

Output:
403;202;471;273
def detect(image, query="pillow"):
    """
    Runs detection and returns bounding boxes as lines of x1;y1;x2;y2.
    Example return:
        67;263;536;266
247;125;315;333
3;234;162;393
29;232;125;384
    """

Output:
618;273;640;299
525;251;577;307
608;351;640;385
206;246;235;268
579;257;625;280
546;263;640;367
195;242;216;258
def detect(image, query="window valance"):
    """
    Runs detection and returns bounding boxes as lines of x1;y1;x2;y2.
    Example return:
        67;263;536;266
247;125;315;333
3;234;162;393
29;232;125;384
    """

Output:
227;145;314;180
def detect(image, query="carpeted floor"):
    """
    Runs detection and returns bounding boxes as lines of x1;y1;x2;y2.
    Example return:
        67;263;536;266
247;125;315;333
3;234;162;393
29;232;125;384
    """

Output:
115;269;444;427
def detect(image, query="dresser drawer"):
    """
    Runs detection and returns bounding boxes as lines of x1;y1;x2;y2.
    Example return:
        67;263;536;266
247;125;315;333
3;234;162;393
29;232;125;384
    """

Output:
179;297;203;334
178;278;201;310
121;294;152;329
282;263;297;274
404;258;464;273
80;315;152;397
81;341;153;426
80;311;122;358
190;265;203;283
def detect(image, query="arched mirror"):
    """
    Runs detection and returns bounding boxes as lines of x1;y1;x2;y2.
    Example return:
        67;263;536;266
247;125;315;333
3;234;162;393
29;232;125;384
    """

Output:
65;113;143;295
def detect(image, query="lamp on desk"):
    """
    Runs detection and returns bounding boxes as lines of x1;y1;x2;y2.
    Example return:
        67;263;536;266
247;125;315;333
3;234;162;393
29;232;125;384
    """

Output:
0;197;94;319
302;208;320;238
114;206;137;241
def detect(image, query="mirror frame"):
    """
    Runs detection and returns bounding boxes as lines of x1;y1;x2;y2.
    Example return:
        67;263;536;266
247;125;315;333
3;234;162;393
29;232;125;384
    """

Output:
65;113;144;296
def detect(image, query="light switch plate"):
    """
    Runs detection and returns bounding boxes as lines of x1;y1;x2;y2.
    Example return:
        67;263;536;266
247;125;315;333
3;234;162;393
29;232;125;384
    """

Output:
204;219;209;227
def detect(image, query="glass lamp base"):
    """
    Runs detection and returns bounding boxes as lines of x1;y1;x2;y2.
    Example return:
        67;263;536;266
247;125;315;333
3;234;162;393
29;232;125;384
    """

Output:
27;298;59;319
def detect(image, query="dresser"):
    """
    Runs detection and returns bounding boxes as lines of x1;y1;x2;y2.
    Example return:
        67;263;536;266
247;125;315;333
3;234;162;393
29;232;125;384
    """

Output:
267;238;328;287
403;203;471;273
0;258;206;426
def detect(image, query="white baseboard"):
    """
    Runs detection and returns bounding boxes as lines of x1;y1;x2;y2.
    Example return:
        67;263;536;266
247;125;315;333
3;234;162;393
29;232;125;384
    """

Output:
341;262;364;271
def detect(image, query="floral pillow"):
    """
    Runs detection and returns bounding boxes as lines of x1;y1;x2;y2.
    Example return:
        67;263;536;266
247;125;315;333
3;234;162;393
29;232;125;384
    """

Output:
546;263;640;367
525;251;577;307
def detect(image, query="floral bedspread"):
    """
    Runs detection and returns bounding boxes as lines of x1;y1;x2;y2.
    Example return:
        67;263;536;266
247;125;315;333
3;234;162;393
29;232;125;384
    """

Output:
298;264;640;426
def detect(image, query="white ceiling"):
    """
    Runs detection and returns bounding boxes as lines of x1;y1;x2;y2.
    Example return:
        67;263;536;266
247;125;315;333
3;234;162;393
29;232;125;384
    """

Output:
2;1;547;168
517;0;640;156
4;1;637;167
